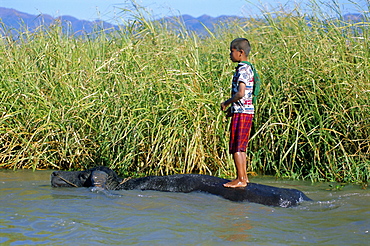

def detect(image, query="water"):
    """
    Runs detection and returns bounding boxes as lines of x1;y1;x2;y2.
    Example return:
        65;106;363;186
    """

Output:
0;170;369;245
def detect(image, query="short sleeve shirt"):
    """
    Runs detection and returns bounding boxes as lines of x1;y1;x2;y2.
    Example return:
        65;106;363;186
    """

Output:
231;62;254;114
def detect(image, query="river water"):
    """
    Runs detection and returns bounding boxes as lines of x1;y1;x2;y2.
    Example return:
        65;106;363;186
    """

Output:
0;169;369;245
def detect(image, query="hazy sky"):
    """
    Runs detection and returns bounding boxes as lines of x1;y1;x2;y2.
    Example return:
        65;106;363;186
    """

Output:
1;0;367;22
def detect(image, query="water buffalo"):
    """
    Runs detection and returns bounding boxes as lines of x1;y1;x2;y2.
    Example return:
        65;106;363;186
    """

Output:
51;166;311;207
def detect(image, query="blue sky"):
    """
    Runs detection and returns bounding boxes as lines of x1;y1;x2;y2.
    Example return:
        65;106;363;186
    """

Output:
1;0;367;22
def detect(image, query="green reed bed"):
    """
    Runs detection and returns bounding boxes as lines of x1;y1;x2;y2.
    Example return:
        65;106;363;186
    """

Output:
0;3;369;183
248;9;369;183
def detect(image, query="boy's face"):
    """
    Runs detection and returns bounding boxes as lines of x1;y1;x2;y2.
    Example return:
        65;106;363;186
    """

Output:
229;48;243;62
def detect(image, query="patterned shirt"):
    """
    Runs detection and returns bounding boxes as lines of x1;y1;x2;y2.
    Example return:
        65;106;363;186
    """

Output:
231;62;254;114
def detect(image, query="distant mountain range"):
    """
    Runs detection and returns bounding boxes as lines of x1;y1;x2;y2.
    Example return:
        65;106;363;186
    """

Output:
0;7;248;35
0;7;117;35
0;7;365;36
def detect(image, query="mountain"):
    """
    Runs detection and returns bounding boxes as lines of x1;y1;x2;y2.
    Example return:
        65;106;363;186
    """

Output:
0;7;247;36
343;13;365;22
162;14;248;35
0;7;366;36
0;7;117;35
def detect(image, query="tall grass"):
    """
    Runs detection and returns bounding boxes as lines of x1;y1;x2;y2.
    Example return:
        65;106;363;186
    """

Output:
0;1;368;183
247;6;370;183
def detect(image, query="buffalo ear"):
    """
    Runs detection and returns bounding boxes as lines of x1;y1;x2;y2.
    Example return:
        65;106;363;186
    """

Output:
79;172;92;187
80;172;89;180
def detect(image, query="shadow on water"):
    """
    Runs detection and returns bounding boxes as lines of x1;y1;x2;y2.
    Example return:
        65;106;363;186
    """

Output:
1;169;369;245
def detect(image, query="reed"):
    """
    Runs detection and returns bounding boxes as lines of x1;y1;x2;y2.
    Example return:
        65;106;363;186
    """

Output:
0;1;368;184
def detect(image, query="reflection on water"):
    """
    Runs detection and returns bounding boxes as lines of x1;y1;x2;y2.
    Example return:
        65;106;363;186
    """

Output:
1;169;369;245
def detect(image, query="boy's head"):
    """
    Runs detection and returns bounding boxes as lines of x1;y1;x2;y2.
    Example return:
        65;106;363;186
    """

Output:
230;38;251;57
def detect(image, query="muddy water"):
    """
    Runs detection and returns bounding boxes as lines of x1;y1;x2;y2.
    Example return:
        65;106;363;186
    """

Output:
0;169;369;245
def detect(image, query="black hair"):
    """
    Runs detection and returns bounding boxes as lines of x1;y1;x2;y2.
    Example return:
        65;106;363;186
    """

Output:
230;38;251;56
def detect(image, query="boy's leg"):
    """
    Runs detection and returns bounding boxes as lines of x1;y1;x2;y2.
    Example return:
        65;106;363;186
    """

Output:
223;151;248;188
225;113;253;188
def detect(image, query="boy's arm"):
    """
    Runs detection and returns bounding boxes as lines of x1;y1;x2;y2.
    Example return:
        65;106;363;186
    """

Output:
220;82;246;111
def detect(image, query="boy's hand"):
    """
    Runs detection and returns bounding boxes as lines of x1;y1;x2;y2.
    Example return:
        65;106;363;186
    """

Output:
220;102;227;111
225;107;232;118
221;102;232;117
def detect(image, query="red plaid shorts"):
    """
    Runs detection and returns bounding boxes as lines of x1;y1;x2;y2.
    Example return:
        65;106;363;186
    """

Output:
229;113;253;154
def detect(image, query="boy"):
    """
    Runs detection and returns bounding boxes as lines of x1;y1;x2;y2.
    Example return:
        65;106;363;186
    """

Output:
220;38;256;188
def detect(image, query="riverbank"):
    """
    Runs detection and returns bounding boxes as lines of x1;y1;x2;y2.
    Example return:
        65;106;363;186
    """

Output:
0;2;369;184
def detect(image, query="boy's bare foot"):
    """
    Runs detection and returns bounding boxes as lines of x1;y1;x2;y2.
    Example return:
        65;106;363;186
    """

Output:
223;179;249;188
